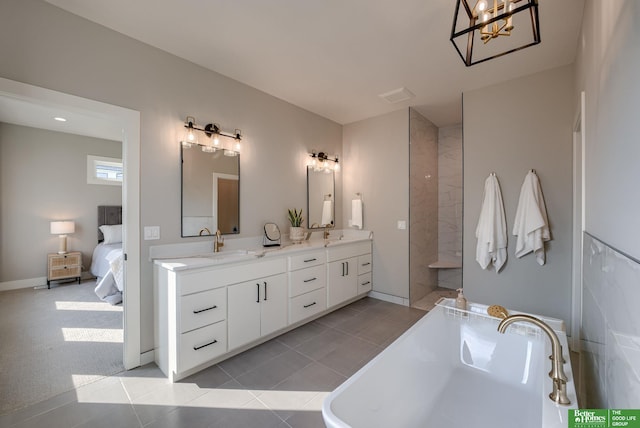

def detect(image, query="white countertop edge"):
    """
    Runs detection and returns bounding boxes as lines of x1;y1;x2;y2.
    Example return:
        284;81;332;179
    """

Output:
152;230;372;271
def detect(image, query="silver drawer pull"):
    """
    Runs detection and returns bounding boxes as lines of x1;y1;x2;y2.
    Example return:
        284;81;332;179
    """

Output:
304;258;317;262
193;305;217;314
303;277;317;283
361;262;371;266
303;302;317;308
361;281;371;286
193;339;218;351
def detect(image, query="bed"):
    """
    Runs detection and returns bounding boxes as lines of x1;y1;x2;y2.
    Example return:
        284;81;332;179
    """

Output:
91;206;124;305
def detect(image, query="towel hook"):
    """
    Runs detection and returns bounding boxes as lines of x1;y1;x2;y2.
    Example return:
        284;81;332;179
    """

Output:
530;169;536;174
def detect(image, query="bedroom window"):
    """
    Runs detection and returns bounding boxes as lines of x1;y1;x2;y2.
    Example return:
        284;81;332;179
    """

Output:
87;155;123;186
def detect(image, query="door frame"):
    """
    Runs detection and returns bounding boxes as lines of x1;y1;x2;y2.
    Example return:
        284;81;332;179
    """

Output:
571;91;586;351
0;77;141;369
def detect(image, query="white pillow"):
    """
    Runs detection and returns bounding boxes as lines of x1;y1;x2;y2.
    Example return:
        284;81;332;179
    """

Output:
100;224;123;244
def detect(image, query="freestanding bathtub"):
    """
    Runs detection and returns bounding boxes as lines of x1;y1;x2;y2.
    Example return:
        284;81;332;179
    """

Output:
322;299;577;428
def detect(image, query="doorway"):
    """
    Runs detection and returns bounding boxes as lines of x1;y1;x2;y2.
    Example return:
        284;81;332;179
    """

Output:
0;77;141;370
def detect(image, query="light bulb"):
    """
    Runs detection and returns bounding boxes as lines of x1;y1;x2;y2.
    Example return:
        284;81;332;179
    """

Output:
213;135;220;146
333;162;340;172
234;140;241;152
202;145;215;153
477;0;487;12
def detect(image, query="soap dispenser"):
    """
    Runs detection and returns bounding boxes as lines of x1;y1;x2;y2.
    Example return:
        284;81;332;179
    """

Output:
455;288;467;311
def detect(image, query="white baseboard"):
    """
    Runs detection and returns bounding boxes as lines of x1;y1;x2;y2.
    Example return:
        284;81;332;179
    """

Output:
368;290;410;306
139;349;155;367
0;273;96;293
0;277;47;292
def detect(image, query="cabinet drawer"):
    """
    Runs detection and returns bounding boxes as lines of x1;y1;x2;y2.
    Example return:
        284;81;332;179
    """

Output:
289;287;327;324
179;258;286;295
50;266;81;279
180;287;226;333
358;254;372;275
179;321;227;372
49;253;81;268
289;265;326;297
288;251;326;271
327;241;371;262
358;272;372;295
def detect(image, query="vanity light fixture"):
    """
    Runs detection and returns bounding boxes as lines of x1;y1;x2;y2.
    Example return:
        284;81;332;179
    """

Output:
450;0;540;66
308;150;339;173
180;116;242;154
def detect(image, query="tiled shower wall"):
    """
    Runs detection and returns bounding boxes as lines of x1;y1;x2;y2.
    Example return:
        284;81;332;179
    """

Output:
409;108;439;304
581;233;640;408
437;125;463;290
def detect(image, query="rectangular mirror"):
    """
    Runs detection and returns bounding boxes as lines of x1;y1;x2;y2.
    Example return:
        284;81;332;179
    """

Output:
181;146;239;237
307;166;335;228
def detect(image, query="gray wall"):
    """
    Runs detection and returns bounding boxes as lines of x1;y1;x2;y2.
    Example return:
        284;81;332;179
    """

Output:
343;109;409;300
575;0;640;408
0;0;341;353
409;108;438;304
463;65;574;326
0;123;121;284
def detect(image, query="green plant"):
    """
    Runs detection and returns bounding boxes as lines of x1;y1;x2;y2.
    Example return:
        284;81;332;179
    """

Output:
287;208;304;227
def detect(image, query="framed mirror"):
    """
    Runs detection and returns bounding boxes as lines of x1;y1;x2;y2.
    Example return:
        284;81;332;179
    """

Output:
181;145;240;237
307;166;335;229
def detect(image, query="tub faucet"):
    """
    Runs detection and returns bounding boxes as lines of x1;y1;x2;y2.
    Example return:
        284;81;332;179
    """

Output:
497;314;570;405
214;229;224;252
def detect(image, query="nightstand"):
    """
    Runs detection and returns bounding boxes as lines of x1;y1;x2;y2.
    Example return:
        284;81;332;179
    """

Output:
47;252;82;288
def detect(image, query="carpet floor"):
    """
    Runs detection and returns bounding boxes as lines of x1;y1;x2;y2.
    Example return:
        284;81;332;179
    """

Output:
0;280;124;414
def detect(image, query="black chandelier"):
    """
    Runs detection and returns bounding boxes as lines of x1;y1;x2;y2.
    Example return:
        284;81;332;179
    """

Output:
450;0;540;67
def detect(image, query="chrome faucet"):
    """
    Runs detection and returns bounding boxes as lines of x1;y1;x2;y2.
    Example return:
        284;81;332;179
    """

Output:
497;314;570;405
214;229;224;252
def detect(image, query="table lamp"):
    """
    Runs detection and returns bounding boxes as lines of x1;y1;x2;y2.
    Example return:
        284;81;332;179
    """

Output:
50;221;75;254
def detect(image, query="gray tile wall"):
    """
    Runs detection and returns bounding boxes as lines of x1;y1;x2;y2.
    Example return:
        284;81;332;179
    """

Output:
581;233;640;408
409;109;439;304
437;125;463;290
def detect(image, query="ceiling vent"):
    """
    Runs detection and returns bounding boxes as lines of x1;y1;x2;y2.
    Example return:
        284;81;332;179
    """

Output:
378;87;415;104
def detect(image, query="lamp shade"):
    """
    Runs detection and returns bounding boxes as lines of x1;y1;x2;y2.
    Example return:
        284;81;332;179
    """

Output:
50;221;75;235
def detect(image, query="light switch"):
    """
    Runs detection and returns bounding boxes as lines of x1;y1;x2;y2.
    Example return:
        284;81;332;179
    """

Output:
397;220;406;230
144;226;160;240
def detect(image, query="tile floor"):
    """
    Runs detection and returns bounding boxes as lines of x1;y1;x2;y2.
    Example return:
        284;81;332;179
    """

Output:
0;297;426;428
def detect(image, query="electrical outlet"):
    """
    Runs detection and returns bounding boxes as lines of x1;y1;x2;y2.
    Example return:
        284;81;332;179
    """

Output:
144;226;160;240
397;220;406;230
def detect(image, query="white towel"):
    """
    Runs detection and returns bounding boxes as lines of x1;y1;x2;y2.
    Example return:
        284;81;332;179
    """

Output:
351;199;363;229
321;200;333;226
475;174;508;272
513;170;550;265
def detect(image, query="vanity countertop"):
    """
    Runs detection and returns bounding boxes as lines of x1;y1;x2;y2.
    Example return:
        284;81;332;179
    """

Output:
153;230;372;272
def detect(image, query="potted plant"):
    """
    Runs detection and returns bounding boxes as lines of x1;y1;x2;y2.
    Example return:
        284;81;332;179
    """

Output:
287;208;305;242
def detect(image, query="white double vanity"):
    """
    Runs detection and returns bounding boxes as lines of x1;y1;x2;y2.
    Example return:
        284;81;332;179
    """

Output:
153;232;372;382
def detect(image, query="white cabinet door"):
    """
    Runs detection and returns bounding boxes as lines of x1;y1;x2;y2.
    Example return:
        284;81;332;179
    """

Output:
259;273;288;337
327;257;357;308
227;280;261;350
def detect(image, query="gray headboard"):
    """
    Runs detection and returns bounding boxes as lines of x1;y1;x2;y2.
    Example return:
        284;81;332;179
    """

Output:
98;205;122;242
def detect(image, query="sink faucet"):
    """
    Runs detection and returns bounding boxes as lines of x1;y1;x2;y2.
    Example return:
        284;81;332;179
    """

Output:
323;225;331;240
214;229;224;252
497;314;570;405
